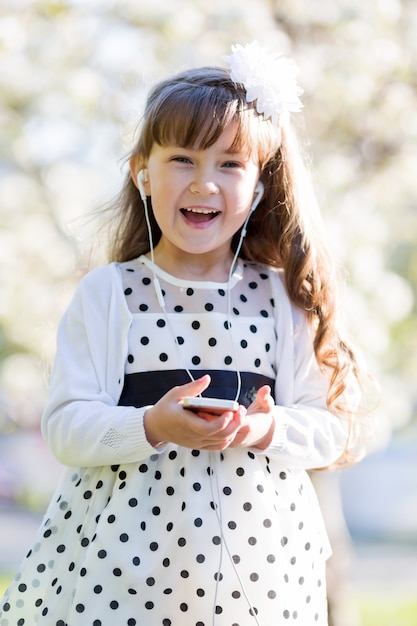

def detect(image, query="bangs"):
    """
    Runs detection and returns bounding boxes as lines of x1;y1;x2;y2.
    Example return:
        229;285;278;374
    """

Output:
143;84;256;154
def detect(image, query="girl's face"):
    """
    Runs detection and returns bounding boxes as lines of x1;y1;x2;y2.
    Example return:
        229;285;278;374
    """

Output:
134;123;261;269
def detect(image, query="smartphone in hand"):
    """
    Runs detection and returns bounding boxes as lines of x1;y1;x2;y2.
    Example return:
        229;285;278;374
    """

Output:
182;397;238;416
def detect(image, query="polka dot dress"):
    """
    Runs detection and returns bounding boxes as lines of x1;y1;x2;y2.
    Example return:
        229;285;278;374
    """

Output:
0;257;329;626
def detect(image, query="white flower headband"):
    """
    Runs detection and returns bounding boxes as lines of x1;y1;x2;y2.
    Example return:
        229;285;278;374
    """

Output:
223;41;303;126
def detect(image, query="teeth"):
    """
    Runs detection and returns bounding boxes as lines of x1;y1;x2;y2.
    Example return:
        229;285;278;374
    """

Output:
184;207;218;214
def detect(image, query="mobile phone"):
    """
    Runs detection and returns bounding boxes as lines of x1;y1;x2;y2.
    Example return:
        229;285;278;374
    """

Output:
182;397;239;415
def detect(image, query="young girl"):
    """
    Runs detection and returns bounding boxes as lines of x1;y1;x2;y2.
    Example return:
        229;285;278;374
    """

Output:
1;42;366;626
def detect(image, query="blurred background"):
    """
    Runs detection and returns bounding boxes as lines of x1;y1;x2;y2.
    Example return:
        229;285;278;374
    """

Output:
0;0;416;624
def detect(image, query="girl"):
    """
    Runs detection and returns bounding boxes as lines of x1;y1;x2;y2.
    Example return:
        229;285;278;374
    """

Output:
1;42;367;626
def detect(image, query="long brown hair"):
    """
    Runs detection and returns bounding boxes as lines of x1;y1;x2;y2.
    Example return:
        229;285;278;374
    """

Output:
106;66;371;466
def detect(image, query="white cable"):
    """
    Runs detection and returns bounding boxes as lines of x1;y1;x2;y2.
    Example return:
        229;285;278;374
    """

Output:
209;451;262;626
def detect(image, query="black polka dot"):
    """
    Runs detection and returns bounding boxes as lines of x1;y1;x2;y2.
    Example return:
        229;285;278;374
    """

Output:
205;302;214;311
156;319;166;328
186;288;194;296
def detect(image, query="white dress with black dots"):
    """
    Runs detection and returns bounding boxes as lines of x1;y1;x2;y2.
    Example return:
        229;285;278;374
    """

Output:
0;257;334;626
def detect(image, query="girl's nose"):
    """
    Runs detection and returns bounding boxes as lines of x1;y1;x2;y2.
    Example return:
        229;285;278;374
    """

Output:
189;172;219;195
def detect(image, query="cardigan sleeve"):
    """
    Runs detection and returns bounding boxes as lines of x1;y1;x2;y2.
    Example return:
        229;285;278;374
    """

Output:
262;269;350;470
41;265;157;468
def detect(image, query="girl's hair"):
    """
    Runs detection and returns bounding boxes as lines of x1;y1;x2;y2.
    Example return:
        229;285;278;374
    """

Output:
106;66;371;467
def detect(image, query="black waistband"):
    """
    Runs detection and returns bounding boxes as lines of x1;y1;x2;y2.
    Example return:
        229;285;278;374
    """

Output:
118;369;275;408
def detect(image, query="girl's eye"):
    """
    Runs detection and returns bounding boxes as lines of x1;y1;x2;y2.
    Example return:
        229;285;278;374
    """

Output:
172;156;192;164
223;161;240;168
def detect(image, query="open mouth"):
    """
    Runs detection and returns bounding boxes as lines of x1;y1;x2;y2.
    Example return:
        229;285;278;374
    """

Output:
180;207;220;223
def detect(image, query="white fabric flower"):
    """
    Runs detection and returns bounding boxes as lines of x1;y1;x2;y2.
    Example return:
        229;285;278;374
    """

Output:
223;41;303;125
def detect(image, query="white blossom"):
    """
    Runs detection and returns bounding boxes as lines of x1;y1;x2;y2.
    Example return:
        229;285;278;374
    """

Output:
223;41;303;125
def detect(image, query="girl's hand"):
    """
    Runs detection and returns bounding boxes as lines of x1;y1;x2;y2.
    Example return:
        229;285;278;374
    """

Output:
144;374;245;450
229;385;276;450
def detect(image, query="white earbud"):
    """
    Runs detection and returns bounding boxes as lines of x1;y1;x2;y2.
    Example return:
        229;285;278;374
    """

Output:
136;169;148;204
250;180;264;213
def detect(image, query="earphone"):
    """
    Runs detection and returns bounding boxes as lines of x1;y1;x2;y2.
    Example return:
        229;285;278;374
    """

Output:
136;169;148;203
251;180;264;213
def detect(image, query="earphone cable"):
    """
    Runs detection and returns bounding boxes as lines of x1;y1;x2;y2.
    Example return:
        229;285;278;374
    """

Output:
209;451;262;626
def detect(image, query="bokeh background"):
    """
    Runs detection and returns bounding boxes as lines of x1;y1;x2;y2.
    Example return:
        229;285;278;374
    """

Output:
1;1;416;624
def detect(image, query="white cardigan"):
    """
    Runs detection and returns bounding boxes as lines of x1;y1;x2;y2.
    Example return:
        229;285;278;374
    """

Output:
41;262;348;469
